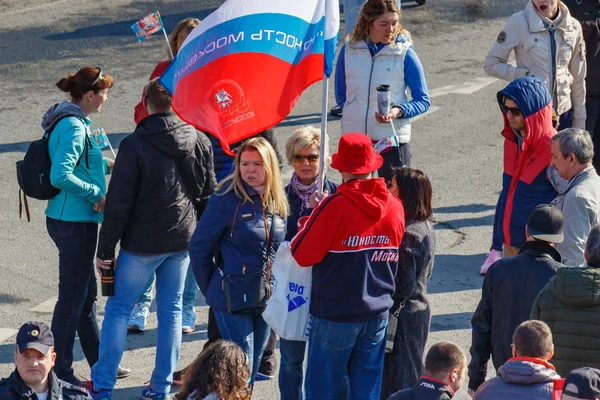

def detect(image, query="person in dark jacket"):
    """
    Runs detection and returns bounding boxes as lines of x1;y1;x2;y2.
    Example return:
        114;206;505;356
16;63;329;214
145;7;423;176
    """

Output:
291;133;405;400
279;126;338;400
190;137;288;387
473;320;560;400
388;342;467;400
562;367;600;400
382;167;436;398
480;77;558;274
469;204;564;394
90;79;216;400
531;222;600;376
0;321;91;400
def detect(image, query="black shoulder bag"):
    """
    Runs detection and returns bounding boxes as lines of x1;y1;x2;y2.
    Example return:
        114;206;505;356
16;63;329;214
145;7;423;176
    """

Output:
221;208;275;314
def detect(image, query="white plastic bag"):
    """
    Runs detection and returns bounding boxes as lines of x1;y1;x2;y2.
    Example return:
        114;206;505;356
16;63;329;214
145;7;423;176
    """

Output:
262;241;312;341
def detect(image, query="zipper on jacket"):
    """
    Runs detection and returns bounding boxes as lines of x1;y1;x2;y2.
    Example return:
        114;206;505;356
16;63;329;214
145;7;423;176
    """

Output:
365;53;376;137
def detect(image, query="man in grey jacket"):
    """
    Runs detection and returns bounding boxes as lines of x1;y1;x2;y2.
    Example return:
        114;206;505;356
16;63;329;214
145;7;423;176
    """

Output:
472;320;560;399
550;128;600;267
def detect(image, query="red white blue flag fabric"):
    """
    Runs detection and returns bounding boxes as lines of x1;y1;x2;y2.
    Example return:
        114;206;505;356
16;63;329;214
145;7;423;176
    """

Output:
159;0;340;154
132;12;164;42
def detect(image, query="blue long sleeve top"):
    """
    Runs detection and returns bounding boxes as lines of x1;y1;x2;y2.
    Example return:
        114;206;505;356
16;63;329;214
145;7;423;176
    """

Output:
334;38;430;119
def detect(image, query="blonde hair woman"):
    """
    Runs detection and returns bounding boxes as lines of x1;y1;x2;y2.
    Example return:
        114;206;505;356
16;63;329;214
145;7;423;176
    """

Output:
279;126;338;400
189;137;287;386
335;0;430;181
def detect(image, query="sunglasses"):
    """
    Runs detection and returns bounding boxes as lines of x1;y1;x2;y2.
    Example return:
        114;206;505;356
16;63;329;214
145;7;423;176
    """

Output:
501;104;522;116
292;154;319;163
91;67;104;87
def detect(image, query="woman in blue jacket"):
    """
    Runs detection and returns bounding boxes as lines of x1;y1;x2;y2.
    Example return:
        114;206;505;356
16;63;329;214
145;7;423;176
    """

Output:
189;137;288;386
43;67;122;384
279;126;338;400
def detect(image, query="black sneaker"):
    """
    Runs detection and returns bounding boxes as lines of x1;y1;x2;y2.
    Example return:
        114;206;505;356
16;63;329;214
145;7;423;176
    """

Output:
62;375;89;388
330;105;343;117
117;365;131;379
255;372;275;381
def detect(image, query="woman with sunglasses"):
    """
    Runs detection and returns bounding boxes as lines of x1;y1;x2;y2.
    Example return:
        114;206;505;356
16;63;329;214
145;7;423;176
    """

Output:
279;126;337;400
44;67;130;384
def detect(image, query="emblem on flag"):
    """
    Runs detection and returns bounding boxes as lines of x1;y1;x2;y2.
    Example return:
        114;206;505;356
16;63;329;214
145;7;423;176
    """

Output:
92;128;110;148
132;12;164;42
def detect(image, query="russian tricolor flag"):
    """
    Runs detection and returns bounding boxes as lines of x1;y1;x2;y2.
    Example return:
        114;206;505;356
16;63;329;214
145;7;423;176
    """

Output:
159;0;339;154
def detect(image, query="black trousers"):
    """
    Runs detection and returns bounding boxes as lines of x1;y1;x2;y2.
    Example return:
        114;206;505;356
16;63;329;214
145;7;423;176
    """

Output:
377;142;412;183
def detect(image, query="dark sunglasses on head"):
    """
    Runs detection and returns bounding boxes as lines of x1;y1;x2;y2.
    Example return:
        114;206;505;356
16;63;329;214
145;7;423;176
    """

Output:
501;104;522;116
292;154;319;163
91;67;104;87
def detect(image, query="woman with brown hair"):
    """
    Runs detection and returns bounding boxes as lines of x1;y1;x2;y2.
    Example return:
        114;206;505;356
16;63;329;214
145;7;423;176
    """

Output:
189;137;288;386
382;167;436;398
44;66;131;384
335;0;430;182
176;341;250;400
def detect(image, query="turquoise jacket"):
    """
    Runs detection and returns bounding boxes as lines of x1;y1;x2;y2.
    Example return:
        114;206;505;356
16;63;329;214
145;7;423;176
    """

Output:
43;101;107;223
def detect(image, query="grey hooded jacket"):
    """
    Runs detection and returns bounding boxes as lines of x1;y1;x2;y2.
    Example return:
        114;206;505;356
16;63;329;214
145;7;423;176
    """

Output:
474;359;560;400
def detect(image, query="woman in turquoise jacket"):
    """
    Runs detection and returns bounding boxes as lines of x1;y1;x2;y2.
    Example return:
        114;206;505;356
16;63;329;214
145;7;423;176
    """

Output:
43;67;120;384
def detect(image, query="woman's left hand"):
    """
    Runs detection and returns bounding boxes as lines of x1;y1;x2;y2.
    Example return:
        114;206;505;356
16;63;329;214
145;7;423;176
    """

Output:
309;190;329;209
375;107;402;123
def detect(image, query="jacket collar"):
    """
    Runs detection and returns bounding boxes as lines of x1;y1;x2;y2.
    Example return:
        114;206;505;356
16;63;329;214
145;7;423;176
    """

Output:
9;369;60;399
519;240;562;261
526;0;575;33
508;356;556;371
562;165;596;194
418;376;455;398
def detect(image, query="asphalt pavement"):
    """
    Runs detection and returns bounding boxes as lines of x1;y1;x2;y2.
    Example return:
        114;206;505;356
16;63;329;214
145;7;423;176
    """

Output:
0;0;527;399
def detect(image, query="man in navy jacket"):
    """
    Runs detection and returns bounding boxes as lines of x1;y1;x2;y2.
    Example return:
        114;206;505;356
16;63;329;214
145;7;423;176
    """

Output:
291;133;405;400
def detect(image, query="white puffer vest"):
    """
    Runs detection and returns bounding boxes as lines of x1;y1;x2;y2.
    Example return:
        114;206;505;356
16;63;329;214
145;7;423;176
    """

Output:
341;38;412;143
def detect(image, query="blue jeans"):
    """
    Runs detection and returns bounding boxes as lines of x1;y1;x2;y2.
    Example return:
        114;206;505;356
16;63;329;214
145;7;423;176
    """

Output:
213;309;271;385
279;338;307;400
305;317;388;400
91;250;189;394
46;217;101;381
136;265;198;308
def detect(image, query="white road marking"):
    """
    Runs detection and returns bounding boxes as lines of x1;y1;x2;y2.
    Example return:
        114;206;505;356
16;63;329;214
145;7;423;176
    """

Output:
29;296;57;313
412;106;440;122
0;329;18;343
430;77;498;98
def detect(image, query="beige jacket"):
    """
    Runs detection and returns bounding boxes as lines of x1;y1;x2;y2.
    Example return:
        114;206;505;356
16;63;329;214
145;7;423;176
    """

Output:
484;1;587;129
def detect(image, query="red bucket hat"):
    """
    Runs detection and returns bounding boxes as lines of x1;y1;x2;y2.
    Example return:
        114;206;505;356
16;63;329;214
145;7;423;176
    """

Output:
331;133;383;174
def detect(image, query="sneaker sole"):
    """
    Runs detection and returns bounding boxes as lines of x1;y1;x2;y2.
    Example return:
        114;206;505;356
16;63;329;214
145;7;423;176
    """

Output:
127;325;145;333
182;326;195;334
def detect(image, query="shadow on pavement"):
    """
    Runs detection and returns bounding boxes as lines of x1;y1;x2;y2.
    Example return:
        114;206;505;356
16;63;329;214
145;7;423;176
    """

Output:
436;214;495;230
434;204;495;214
428;253;485;294
430;312;472;332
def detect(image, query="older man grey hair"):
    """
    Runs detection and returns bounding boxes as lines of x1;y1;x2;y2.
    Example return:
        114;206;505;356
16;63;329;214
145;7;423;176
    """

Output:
551;128;600;267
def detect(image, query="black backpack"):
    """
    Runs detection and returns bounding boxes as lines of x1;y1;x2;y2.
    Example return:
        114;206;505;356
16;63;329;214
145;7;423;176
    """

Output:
16;112;88;221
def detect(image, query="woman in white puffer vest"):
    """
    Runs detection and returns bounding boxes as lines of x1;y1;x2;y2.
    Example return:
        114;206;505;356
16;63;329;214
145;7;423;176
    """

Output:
335;0;430;182
484;0;587;130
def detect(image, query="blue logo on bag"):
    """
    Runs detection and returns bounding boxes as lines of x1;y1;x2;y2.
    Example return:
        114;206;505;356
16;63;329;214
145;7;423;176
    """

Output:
287;282;307;312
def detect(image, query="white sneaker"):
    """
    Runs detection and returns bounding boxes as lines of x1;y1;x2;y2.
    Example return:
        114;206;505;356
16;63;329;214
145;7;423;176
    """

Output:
480;250;502;275
128;303;149;333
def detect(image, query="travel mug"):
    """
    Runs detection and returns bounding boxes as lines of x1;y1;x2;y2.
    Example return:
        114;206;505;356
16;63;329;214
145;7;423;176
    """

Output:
376;84;391;115
100;260;115;297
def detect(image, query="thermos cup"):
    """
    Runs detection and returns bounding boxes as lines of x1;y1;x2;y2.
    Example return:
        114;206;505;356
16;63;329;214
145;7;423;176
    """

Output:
376;84;391;115
100;260;115;297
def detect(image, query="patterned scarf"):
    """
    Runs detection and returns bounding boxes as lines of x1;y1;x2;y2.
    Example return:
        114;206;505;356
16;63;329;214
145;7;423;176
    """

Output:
290;172;320;209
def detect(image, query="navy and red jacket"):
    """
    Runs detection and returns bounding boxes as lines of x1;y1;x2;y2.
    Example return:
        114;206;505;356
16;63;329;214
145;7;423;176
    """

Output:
493;77;557;249
290;178;405;322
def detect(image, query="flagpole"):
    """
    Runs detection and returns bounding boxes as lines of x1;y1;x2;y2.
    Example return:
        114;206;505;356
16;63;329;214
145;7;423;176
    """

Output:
157;11;174;59
317;75;329;197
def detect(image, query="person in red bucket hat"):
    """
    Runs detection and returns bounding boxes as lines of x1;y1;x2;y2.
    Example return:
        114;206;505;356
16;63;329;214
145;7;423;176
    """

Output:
290;132;406;400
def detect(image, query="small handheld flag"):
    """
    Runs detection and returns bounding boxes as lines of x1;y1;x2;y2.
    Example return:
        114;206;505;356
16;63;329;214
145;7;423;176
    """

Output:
92;128;116;158
132;11;174;58
132;12;163;41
